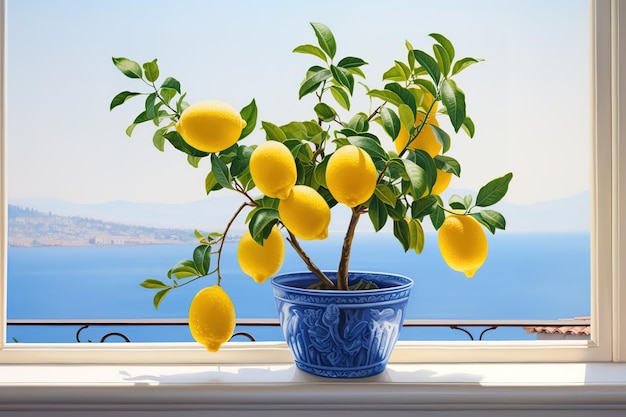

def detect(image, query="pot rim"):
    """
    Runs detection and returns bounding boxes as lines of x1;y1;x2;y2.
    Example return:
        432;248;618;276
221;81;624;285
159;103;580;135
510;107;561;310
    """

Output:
271;270;413;294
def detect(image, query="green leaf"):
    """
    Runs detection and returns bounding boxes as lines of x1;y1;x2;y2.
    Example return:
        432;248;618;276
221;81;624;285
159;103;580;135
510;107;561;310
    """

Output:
239;99;258;140
382;65;407;82
314;155;330;188
429;33;455;64
160;87;177;105
411;195;438;218
310;22;336;59
152;127;167;152
394;60;412;81
330;85;350;110
192;245;211;276
407;217;425;254
169;265;199;279
133;110;151;125
449;194;472;211
205;171;222;195
337;56;367;68
160;77;181;93
451;57;484;76
143;59;159;82
145;93;157;119
380;107;401;139
298;67;332;99
231;145;253;177
399;158;427;199
441;79;466;132
210;154;233;190
433;44;451;78
434;155;461;176
346;113;369;133
368;194;388;232
314;102;337;122
110;91;141;111
430;204;445;229
375;184;398;206
153;288;171;310
398;104;415;132
140;279;169;289
367;89;404;107
249;207;280;244
112;57;142;79
407;149;437;191
385;83;417;115
476;172;513;207
292;44;328;62
261;121;287;142
462;116;475;138
393;219;411;252
475;209;506;232
330;65;354;95
163;131;210;157
347;136;388;161
125;123;137;137
413;79;437;98
430;123;451;154
412;50;441;84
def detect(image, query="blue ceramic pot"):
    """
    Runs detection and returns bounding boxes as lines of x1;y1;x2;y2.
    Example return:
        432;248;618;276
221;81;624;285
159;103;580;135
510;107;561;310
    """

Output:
271;271;413;378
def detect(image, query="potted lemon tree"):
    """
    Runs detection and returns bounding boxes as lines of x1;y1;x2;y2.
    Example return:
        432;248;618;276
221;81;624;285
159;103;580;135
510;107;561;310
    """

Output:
111;22;512;378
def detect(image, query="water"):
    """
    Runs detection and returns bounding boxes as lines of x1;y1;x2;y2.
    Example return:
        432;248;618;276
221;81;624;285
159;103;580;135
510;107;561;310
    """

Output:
6;231;590;343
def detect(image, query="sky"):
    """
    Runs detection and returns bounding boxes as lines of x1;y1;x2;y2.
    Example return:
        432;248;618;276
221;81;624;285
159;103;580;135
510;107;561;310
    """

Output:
5;0;591;207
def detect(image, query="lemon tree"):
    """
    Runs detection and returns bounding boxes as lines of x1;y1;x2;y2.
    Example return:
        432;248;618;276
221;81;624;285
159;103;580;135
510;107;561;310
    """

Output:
112;22;512;310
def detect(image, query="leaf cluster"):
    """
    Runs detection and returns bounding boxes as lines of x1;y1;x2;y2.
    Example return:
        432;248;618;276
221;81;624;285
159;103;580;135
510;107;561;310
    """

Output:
112;23;513;307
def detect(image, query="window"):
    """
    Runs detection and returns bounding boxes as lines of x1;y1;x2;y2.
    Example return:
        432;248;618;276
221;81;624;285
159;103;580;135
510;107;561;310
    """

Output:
0;0;624;365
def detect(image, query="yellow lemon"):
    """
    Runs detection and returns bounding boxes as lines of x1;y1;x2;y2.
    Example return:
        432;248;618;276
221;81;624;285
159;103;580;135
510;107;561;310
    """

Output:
175;100;246;153
278;185;330;240
423;169;452;197
249;141;297;199
325;145;377;207
394;114;441;157
438;214;488;278
237;226;285;283
188;285;236;352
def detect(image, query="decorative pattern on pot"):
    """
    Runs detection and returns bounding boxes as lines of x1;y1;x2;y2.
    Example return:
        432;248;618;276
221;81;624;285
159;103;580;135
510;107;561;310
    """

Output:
272;271;413;378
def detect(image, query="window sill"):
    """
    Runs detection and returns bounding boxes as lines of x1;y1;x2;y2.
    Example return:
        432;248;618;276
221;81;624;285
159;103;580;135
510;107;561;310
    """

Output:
0;362;625;416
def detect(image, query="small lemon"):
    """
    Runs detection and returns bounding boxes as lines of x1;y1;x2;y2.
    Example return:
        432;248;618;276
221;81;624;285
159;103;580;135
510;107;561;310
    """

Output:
175;100;246;153
237;226;285;283
423;169;452;197
188;285;236;352
278;185;330;240
437;214;488;278
394;114;441;157
325;145;377;208
249;141;297;199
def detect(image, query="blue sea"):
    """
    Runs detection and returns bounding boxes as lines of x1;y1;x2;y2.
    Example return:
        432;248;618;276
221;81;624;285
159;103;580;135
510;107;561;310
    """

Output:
6;231;590;343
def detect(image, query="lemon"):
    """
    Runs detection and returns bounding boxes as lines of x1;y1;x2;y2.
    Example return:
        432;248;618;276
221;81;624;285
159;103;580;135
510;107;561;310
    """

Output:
394;114;441;157
278;185;330;240
249;141;297;199
175;100;246;153
188;285;236;352
325;145;378;207
438;214;488;278
237;226;285;283
422;90;439;114
423;169;452;197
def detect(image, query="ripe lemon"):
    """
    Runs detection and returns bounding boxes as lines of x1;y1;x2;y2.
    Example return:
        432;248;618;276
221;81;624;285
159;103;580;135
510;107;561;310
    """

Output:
394;114;441;157
188;285;236;352
325;145;377;207
249;141;297;199
237;226;285;283
423;169;452;197
438;214;488;278
278;185;330;240
175;100;246;153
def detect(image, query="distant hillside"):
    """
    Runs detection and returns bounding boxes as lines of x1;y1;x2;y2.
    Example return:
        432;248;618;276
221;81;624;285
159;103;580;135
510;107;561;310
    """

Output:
8;204;200;247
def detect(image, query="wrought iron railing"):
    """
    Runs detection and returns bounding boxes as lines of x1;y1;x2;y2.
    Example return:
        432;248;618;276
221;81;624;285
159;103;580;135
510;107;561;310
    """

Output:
6;318;591;343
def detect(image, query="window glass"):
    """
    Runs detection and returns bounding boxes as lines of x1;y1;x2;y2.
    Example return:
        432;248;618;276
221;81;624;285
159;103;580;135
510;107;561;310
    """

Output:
5;0;591;343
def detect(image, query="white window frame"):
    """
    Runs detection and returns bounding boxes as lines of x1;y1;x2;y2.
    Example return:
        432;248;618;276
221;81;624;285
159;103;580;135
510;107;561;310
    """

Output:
0;0;624;366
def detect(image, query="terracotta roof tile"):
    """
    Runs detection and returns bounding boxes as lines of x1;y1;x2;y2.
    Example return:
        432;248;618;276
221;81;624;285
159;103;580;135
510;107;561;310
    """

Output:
524;317;590;336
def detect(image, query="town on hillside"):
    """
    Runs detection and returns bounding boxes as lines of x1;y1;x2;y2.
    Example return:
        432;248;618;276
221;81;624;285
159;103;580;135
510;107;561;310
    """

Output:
7;205;230;247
